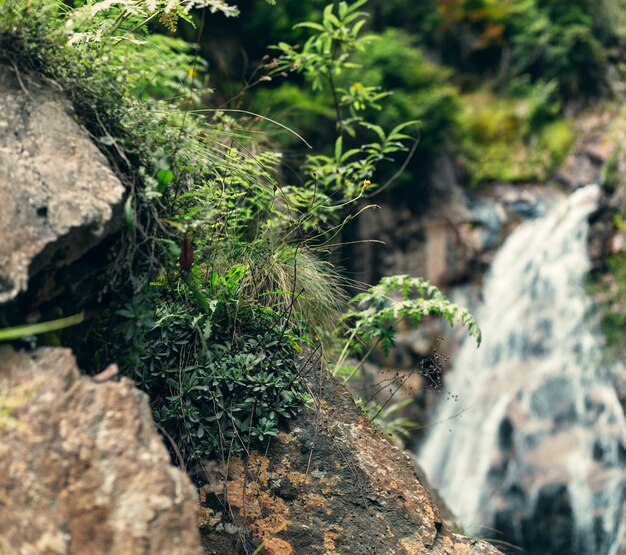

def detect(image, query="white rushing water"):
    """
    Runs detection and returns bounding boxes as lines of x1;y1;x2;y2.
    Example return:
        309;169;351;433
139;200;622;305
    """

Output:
418;186;626;554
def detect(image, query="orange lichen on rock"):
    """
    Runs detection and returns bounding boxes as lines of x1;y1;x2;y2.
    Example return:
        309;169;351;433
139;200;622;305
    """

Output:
250;516;291;554
323;528;342;554
260;536;293;555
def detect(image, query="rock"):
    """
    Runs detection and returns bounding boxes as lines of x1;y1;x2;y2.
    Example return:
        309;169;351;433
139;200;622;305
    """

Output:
344;153;490;289
553;154;599;189
554;110;620;190
197;367;502;555
0;64;125;311
0;346;202;555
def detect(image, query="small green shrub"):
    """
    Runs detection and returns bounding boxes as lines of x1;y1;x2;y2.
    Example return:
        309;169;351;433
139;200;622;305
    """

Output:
268;0;420;212
116;281;310;462
355;397;417;445
538;120;575;164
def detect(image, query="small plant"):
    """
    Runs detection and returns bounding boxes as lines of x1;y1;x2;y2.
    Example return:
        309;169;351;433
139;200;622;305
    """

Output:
457;85;575;185
590;248;626;355
334;275;480;382
268;0;419;229
356;397;417;445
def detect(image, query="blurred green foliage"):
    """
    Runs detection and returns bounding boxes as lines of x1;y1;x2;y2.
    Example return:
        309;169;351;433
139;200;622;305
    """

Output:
215;0;623;188
365;0;623;99
458;83;575;184
599;250;626;351
351;29;460;162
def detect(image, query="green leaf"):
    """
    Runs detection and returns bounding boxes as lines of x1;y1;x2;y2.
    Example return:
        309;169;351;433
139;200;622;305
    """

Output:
346;0;368;13
174;205;201;220
388;120;421;138
360;121;386;142
334;136;343;161
322;3;334;22
124;194;136;231
156;169;174;193
295;22;325;32
0;312;85;342
325;13;341;28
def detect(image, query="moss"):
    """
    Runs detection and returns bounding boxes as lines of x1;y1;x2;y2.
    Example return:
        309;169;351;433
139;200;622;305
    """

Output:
601;149;621;194
458;88;575;185
538;120;576;167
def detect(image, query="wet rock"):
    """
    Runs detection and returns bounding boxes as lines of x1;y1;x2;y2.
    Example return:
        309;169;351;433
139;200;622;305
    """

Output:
465;196;508;249
554;154;600;189
554;111;618;190
0;346;202;555
198;367;502;554
0;64;125;311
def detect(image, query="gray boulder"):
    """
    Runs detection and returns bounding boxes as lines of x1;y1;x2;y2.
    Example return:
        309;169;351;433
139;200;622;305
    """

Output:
0;64;124;308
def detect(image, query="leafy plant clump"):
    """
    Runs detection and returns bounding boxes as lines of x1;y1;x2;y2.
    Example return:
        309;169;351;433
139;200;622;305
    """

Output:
589;237;626;355
378;0;623;101
458;83;575;184
116;281;311;462
334;275;481;381
206;0;622;191
602;250;626;344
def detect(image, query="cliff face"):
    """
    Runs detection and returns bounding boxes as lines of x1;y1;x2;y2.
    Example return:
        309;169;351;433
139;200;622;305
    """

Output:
0;64;503;554
0;63;203;555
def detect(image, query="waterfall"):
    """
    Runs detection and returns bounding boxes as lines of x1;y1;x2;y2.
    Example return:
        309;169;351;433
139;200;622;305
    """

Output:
418;185;626;554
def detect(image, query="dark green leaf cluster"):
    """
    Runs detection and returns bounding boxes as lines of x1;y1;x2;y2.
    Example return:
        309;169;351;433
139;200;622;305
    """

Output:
116;283;310;463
